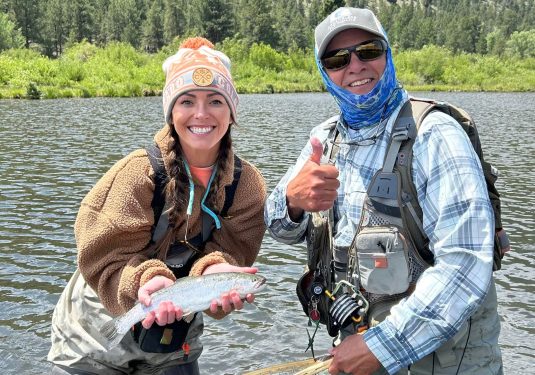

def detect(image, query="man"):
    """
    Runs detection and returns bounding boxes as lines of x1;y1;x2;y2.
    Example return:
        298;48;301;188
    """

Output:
264;7;502;375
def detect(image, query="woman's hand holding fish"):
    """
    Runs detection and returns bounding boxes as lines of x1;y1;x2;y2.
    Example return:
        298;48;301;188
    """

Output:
202;263;258;314
138;275;183;329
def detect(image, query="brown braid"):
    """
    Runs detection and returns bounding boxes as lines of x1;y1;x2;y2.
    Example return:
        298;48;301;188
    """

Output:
206;127;232;209
155;124;233;256
155;124;188;255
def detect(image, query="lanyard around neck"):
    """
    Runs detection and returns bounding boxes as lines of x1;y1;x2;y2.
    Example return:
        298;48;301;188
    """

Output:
182;159;222;230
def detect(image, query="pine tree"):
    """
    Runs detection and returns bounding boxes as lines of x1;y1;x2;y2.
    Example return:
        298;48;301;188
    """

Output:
273;0;310;51
93;0;110;44
40;0;67;56
195;0;235;44
8;0;41;48
320;0;345;20
106;0;142;47
163;0;185;44
142;0;164;52
235;0;276;46
66;0;95;43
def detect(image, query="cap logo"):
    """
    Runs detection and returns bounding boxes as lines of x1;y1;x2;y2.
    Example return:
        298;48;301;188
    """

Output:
192;67;214;86
328;14;358;32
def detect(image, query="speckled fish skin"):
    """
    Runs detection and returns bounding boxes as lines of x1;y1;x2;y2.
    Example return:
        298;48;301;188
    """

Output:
100;272;266;349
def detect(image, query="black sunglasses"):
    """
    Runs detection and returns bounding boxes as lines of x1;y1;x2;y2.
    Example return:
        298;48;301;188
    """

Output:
321;39;387;70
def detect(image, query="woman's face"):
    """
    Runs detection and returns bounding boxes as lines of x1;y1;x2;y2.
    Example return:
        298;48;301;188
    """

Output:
171;90;231;167
323;28;387;95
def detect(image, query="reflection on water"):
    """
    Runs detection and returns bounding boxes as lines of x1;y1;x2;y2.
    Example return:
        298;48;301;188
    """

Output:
0;93;534;374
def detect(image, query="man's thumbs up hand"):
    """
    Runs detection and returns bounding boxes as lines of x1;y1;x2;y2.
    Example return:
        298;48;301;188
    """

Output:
286;137;340;220
309;136;324;165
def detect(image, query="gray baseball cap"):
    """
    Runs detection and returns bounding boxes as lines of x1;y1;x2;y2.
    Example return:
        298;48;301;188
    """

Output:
315;7;387;58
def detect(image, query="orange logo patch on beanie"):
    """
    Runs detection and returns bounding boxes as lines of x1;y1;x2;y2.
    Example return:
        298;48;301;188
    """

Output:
192;68;214;87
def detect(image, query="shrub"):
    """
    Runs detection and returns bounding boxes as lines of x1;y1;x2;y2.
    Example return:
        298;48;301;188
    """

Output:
248;43;287;72
26;82;42;99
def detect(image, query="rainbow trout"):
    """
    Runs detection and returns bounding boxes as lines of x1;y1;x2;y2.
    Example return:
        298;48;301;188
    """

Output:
100;272;266;349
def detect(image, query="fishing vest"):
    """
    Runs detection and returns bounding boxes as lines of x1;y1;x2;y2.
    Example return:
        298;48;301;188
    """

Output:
298;97;507;335
352;97;506;273
130;144;242;354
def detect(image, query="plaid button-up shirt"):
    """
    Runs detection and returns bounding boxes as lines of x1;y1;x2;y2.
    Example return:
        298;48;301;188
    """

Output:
264;97;494;373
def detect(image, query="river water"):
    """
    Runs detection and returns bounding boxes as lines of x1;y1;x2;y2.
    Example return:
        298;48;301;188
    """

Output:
0;92;534;374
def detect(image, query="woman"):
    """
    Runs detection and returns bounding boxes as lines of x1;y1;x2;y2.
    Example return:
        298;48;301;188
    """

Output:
48;37;267;375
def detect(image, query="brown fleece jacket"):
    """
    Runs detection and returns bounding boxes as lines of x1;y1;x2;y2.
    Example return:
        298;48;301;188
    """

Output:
75;126;267;315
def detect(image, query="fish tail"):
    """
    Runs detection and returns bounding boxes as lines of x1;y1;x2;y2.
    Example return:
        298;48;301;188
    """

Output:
99;317;126;350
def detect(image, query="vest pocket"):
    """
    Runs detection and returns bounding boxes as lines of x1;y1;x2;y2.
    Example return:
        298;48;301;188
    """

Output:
355;226;410;295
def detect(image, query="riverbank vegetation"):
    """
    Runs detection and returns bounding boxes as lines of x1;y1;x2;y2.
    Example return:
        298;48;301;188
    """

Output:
1;39;534;99
1;0;534;98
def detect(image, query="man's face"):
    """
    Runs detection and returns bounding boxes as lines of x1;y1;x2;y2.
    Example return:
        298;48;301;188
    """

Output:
322;28;387;95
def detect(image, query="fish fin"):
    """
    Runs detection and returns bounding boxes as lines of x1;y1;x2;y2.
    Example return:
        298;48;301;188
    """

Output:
99;317;126;350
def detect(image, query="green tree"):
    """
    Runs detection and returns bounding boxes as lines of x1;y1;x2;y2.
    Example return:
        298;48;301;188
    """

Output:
0;11;24;50
307;0;324;31
519;1;535;32
346;0;370;8
413;17;435;49
142;0;164;51
506;30;535;58
8;0;41;48
235;0;276;46
445;15;480;53
194;0;234;44
163;0;185;44
496;8;517;37
320;0;345;19
106;0;142;47
486;29;507;56
272;0;310;51
390;3;417;49
92;0;110;44
40;0;67;56
65;0;95;43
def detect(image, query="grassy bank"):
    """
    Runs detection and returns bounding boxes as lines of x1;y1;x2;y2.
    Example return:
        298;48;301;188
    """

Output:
1;40;534;99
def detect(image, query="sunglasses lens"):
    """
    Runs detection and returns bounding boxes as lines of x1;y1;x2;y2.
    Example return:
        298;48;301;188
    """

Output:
356;41;385;61
321;50;351;70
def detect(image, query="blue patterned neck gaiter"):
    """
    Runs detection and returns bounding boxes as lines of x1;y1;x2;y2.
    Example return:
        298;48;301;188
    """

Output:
316;47;404;130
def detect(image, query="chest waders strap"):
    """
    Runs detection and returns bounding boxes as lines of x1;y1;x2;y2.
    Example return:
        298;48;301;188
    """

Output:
146;144;168;244
365;120;413;205
322;123;341;166
388;103;428;241
221;155;242;218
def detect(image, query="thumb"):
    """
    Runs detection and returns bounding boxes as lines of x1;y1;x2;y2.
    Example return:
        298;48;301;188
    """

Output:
309;137;324;165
